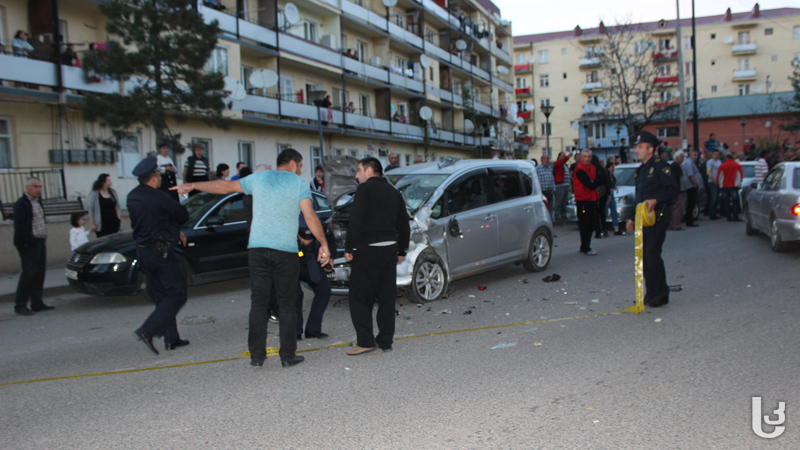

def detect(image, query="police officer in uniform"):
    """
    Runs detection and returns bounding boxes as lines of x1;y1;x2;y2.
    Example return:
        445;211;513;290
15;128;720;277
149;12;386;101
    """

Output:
128;156;190;355
626;132;679;308
295;215;337;340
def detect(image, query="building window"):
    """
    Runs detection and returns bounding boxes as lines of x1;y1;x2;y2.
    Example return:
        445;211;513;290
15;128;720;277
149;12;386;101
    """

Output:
685;62;693;76
738;84;750;96
738;58;750;70
515;53;527;65
794;26;800;40
660;91;673;102
395;57;405;71
425;28;435;44
561;48;567;55
359;94;369;115
429;67;434;81
335;148;343;156
658;38;672;50
764;28;773;36
303;20;318;42
279;75;295;100
563;72;567;79
586;123;605;139
540;98;551;107
204;46;228;76
711;85;717;93
539;74;549;87
538;50;549;64
118;134;141;179
657;127;680;138
238;141;254;168
278;143;292;153
586;71;599;83
311;147;322;170
635;66;646;80
0;117;12;169
516;100;528;111
658;65;671;76
394;12;404;28
737;31;750;45
564;96;569;103
686;87;694;99
405;154;411;165
683;36;692;50
634;40;646;55
541;123;551;136
349;149;358;157
710;33;716;40
516;77;527;88
771;55;778;62
356;41;366;62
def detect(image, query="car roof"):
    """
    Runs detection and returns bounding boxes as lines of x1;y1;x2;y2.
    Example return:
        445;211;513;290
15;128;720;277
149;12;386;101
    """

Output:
386;159;535;176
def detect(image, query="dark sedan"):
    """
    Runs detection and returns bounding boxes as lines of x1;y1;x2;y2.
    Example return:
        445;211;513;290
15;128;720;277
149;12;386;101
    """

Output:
65;191;332;300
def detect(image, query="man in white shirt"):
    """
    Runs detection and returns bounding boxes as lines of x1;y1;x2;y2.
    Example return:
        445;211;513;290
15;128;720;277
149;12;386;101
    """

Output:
705;150;722;220
680;150;701;227
156;142;179;202
754;150;769;183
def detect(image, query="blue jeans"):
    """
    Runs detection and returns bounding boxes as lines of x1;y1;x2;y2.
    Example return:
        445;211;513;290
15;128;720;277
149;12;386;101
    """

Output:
707;183;719;218
607;195;619;229
719;188;741;220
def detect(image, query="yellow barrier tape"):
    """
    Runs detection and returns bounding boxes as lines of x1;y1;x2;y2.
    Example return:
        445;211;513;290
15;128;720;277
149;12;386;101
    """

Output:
2;312;623;386
621;202;653;314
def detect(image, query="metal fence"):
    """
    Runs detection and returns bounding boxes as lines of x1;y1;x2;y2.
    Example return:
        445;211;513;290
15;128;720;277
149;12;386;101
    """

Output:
0;167;66;204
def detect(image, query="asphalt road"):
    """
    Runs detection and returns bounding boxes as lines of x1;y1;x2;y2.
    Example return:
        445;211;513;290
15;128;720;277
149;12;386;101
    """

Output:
1;218;799;449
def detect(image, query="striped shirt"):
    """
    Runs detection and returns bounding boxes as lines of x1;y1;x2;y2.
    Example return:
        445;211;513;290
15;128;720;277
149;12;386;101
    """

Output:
754;158;768;182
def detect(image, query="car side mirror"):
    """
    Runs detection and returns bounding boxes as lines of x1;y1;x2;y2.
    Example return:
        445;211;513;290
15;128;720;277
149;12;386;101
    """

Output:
449;216;463;238
206;216;225;227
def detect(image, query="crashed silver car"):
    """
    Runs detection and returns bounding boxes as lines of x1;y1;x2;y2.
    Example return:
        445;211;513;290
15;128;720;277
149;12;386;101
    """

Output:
323;157;554;302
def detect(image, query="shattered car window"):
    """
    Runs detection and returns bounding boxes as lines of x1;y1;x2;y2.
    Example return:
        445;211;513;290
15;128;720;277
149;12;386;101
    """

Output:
387;174;449;212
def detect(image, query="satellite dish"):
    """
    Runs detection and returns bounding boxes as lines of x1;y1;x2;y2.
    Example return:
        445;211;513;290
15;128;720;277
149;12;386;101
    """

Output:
501;19;510;27
722;35;734;44
249;69;279;89
230;83;247;101
419;106;433;121
527;55;536;64
497;66;509;74
464;119;474;133
455;40;467;51
419;54;429;69
515;117;524;125
382;0;397;7
223;76;239;92
525;103;534;111
284;3;300;25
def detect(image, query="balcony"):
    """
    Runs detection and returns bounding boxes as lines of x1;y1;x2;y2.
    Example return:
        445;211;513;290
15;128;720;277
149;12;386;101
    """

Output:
732;43;757;55
579;57;600;68
515;87;531;96
654;101;678;110
341;0;388;32
0;54;120;95
492;43;511;64
581;81;603;92
653;76;679;84
199;4;277;47
516;111;532;120
514;64;531;73
732;69;757;81
652;49;678;60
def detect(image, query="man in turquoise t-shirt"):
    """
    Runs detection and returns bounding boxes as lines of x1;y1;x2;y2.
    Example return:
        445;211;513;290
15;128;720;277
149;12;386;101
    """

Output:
174;149;330;369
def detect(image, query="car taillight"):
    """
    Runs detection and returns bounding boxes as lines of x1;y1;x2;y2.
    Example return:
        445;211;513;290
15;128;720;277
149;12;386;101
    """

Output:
792;204;800;216
542;194;551;212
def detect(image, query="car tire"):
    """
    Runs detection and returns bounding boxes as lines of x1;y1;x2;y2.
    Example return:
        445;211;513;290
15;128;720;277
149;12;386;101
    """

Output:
690;201;700;224
523;229;552;272
404;250;448;303
770;217;790;253
137;271;155;303
745;209;759;236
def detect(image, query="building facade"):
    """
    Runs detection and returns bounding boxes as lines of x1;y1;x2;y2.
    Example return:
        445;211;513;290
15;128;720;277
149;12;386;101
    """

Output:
513;5;800;160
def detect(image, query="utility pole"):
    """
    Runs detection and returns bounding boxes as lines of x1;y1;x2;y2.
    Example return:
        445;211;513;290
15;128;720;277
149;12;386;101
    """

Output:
691;0;700;153
676;0;688;150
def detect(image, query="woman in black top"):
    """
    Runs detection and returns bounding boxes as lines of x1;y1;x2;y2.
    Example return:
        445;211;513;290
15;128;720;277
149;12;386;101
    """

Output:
87;173;121;237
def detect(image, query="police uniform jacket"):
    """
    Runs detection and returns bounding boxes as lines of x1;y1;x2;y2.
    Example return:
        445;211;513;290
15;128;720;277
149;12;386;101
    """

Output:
127;185;189;245
635;156;679;211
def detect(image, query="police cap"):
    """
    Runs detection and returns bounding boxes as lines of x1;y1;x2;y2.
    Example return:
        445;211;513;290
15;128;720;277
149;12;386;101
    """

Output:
132;156;159;177
633;131;660;149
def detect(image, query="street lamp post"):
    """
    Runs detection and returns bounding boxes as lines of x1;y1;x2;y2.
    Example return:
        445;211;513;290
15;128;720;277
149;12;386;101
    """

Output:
541;105;554;157
740;117;748;155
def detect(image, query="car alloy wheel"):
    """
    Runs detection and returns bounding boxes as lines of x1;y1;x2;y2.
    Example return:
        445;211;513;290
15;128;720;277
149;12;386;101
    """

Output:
523;230;552;272
406;251;447;303
770;218;789;252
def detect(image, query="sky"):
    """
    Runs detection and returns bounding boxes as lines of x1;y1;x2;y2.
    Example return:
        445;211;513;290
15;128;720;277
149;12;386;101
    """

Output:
495;0;799;36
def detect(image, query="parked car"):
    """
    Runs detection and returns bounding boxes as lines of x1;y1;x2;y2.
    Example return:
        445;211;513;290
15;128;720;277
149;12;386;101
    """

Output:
737;161;757;209
65;191;332;300
744;162;800;252
325;157;554;302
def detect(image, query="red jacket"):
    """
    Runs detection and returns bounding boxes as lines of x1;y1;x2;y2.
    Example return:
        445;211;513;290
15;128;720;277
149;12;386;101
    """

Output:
553;155;569;184
573;161;598;202
716;159;743;188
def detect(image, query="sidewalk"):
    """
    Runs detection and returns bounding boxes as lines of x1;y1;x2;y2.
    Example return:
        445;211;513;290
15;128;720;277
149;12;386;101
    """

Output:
0;265;70;297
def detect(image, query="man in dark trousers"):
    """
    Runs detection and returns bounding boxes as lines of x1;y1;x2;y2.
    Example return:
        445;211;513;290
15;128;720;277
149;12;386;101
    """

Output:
573;150;600;256
345;157;410;355
626;131;679;308
128;156;190;355
295;214;336;340
13;177;54;316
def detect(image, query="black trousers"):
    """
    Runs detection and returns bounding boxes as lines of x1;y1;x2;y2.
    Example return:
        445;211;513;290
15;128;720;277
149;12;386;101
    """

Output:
349;245;397;349
684;187;698;225
248;248;299;363
576;201;596;253
137;247;187;345
15;239;47;311
643;217;670;301
296;259;331;335
595;197;608;234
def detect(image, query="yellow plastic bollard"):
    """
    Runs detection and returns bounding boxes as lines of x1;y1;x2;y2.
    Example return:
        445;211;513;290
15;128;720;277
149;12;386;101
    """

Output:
622;202;655;314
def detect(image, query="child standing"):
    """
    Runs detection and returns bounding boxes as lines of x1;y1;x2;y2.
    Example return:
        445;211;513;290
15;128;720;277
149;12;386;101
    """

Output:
70;212;90;250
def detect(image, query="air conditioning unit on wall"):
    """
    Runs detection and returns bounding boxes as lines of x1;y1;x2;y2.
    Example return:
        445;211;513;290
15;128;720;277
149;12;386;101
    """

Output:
369;56;382;67
321;35;336;49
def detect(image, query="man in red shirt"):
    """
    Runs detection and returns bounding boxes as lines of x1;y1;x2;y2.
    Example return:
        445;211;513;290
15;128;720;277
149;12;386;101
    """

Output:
553;150;572;220
716;153;744;221
573;150;600;255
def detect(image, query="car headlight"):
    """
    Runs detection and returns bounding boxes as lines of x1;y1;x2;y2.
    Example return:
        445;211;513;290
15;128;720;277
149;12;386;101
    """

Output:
90;252;127;264
330;222;347;245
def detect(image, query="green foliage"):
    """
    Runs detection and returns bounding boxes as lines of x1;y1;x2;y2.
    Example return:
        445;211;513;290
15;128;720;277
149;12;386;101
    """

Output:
82;0;229;141
778;65;800;140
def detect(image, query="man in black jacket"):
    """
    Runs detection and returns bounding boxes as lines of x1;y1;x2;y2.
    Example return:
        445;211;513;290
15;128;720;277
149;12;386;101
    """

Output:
13;177;54;316
344;157;410;355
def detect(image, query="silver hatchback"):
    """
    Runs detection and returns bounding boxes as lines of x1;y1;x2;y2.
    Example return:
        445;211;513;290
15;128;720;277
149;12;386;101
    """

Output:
745;162;800;252
327;158;554;302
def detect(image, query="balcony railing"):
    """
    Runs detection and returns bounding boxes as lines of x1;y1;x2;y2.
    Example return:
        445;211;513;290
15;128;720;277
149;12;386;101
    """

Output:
652;49;678;60
654;100;678;109
199;4;277;47
653;76;679;84
514;64;531;73
581;81;603;91
732;69;757;81
579;57;600;68
515;87;531;95
732;43;757;55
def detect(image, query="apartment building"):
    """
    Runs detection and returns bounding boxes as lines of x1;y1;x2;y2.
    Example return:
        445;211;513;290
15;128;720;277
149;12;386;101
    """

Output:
513;5;800;160
0;0;519;207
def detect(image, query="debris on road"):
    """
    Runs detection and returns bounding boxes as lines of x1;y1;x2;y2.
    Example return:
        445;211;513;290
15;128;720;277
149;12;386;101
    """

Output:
477;285;487;291
565;302;577;305
181;315;215;325
542;274;561;282
491;340;518;350
435;309;452;315
533;342;543;347
655;318;663;323
522;278;528;284
463;310;472;315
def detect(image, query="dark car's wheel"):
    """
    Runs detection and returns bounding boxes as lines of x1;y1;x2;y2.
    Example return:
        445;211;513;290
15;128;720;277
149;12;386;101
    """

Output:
137;271;155;303
770;217;790;253
745;209;759;236
690;201;700;224
523;229;552;272
405;250;448;303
